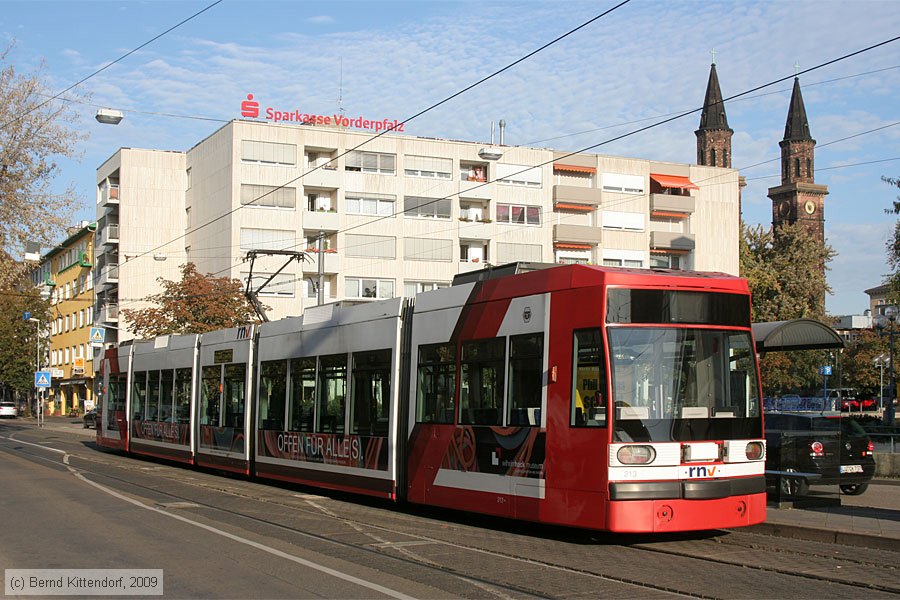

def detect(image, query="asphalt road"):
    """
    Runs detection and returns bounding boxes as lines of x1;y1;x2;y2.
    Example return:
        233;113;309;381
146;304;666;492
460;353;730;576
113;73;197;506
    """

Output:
1;419;898;599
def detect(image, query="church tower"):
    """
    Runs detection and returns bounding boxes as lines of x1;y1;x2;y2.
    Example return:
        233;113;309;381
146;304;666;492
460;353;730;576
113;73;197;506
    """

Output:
695;62;733;168
768;77;828;241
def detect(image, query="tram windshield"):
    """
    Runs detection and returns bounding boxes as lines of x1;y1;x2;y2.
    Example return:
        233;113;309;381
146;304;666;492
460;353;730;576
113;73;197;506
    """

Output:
607;327;761;442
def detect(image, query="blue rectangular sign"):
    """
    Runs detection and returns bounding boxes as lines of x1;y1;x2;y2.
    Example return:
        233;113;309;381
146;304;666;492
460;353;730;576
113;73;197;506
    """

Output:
35;371;51;388
818;365;833;376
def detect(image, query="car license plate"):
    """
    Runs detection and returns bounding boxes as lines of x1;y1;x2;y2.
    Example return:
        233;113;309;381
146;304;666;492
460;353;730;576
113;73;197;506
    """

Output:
840;464;863;474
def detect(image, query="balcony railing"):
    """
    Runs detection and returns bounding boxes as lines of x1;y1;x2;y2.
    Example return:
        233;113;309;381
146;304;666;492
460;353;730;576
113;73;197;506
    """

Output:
99;183;120;206
101;303;119;322
101;223;120;246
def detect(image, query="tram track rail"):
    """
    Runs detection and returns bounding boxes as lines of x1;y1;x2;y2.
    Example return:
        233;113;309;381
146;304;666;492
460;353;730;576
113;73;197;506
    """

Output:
4;430;896;599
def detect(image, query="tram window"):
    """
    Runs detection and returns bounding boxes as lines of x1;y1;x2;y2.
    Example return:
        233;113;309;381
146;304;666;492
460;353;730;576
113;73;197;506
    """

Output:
224;364;246;429
507;334;543;426
459;338;504;426
175;368;191;423
416;343;457;424
159;369;174;422
571;329;607;427
350;349;392;436
200;366;221;426
289;357;316;432
132;371;146;421
259;360;287;431
147;370;161;422
317;354;347;433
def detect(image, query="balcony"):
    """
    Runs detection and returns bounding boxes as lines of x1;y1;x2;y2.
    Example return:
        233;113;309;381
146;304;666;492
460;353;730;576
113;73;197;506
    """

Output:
302;165;340;189
98;183;120;208
458;179;493;201
553;224;602;245
97;265;119;288
303;209;340;231
553;185;602;208
101;303;119;323
100;223;119;246
650;231;696;251
301;251;341;274
650;193;695;214
457;218;494;239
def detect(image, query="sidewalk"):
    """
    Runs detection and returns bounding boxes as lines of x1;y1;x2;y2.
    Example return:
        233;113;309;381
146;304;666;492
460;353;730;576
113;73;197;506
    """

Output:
12;416;900;549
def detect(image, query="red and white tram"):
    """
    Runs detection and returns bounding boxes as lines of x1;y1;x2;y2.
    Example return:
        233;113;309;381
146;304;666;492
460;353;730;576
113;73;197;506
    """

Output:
95;263;766;532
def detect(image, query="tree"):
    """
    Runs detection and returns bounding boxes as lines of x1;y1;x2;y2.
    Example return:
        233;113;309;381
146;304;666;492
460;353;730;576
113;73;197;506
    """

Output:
122;263;261;338
0;46;85;289
0;282;51;401
740;220;836;395
882;175;900;305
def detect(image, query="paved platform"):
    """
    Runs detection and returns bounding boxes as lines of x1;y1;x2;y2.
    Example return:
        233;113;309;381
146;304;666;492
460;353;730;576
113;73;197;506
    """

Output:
11;416;900;549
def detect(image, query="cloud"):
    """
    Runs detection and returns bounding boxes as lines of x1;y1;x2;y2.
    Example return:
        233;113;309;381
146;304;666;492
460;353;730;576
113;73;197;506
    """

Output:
306;15;334;25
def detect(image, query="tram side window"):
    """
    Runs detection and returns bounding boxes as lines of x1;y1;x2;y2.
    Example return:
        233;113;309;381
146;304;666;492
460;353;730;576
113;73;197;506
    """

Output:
147;370;161;421
175;368;192;423
259;360;287;431
507;333;543;426
317;354;347;433
289;357;316;432
350;349;392;436
132;371;146;421
416;343;456;424
160;369;174;422
459;338;504;426
224;364;247;429
200;366;221;426
571;329;607;427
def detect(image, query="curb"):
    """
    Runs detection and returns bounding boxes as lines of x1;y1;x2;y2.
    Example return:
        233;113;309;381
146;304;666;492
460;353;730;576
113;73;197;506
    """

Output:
746;521;899;551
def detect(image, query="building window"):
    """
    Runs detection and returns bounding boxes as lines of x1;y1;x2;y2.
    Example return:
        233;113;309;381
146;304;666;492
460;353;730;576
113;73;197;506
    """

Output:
650;254;682;269
404;196;451;219
345;234;395;259
710;148;716;165
241;140;296;166
186;167;192;190
807;158;811;178
346;192;395;216
404;281;448;297
601;173;644;194
345;278;394;299
239;228;295;251
305;191;334;211
242;272;295;297
496;242;542;264
240;184;296;209
404;155;452;179
496;204;541;225
496;163;542;187
404;238;452;262
794;158;801;178
602;211;644;231
345;151;395;174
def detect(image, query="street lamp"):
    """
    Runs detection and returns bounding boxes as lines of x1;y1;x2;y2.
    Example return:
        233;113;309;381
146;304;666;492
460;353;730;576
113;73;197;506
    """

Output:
27;317;44;428
874;307;897;426
874;353;887;413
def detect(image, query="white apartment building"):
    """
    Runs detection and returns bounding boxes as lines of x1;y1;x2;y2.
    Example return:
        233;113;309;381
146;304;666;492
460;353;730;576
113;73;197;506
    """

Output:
94;119;741;346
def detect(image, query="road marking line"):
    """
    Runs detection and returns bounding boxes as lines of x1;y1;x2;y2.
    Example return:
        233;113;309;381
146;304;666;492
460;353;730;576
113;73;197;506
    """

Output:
1;434;66;454
63;459;415;600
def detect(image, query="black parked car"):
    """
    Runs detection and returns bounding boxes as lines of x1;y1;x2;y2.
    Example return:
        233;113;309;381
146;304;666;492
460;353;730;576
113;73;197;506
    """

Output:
765;412;875;496
82;408;98;429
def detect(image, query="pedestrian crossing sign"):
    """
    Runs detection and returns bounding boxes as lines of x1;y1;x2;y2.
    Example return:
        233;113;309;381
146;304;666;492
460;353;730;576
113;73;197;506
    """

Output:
90;326;106;347
35;371;51;388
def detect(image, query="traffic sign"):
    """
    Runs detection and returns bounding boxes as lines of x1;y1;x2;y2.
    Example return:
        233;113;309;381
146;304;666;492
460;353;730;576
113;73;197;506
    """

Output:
23;311;31;321
35;371;51;388
818;365;833;376
90;326;106;347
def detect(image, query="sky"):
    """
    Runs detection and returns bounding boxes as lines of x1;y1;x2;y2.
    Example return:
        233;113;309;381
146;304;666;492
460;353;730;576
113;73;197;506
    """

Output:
1;0;898;316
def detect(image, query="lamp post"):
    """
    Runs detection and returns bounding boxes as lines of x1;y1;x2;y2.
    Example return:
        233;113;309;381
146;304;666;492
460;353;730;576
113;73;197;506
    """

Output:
27;317;44;428
874;354;887;412
875;307;897;426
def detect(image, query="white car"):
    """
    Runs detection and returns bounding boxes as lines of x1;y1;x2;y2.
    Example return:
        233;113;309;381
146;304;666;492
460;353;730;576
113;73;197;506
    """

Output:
0;402;18;418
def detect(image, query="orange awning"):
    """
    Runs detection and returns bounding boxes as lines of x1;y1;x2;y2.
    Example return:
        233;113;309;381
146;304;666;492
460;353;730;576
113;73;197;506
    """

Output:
553;163;597;174
650;173;699;190
650;210;689;219
650;248;691;255
554;242;592;250
554;202;595;212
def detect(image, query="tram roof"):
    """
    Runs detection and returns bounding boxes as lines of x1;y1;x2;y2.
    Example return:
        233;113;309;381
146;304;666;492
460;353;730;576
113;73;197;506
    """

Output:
751;318;845;353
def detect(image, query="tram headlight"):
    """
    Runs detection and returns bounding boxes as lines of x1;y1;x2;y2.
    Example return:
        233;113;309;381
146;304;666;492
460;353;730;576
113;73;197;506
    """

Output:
744;441;765;461
617;445;656;465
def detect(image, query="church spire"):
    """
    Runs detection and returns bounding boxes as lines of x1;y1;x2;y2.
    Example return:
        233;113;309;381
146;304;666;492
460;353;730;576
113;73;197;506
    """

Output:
783;77;814;143
695;61;733;168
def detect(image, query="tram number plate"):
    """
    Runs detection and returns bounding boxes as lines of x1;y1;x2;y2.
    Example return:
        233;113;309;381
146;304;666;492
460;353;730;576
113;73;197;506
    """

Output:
840;464;863;473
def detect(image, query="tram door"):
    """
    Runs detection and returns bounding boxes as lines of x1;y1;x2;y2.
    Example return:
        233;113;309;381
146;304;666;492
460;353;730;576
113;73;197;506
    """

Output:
196;326;255;473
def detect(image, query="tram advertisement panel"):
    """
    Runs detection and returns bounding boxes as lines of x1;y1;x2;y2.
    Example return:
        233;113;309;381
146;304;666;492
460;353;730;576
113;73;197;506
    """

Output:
442;426;545;479
199;425;246;453
131;420;190;446
257;431;388;471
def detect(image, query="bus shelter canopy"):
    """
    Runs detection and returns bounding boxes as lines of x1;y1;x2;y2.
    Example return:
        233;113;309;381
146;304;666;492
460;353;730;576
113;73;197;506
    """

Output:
752;318;845;353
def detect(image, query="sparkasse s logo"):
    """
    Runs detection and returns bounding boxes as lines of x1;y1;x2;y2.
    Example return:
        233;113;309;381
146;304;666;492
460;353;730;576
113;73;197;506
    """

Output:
241;94;260;118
